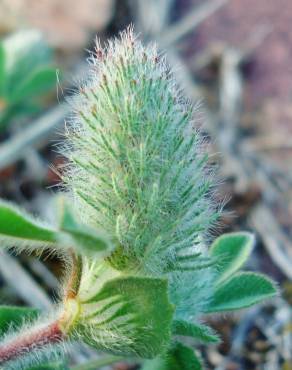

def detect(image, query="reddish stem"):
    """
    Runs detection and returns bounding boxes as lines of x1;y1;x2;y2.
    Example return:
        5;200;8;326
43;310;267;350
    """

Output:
0;321;64;365
0;252;81;366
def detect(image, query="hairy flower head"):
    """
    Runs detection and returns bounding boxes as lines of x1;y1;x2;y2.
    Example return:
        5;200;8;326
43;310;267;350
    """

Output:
64;28;219;272
61;27;221;356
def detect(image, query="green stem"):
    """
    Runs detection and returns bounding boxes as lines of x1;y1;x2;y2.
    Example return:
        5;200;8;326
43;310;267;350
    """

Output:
71;355;124;370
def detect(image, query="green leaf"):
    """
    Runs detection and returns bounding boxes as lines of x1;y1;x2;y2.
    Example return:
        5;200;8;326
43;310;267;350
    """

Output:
77;276;174;358
0;42;5;95
204;272;277;313
70;356;122;370
58;199;112;256
0;199;112;256
0;31;54;129
28;361;68;370
9;67;56;104
0;200;58;249
0;305;39;334
141;342;203;370
172;320;220;343
211;232;255;284
3;30;52;96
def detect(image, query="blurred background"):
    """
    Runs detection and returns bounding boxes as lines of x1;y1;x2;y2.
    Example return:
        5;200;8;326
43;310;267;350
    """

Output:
0;0;291;369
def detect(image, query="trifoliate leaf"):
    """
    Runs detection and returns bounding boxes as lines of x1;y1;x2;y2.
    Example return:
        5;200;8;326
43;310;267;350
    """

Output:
172;320;220;343
76;276;174;358
0;305;39;334
204;272;277;313
141;342;203;370
211;232;255;285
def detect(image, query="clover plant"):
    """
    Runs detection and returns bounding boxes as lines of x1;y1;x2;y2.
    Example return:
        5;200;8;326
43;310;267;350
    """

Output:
0;28;277;370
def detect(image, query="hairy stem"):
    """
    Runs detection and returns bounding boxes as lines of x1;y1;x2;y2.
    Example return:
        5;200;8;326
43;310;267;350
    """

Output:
0;320;64;365
0;251;83;367
65;249;83;300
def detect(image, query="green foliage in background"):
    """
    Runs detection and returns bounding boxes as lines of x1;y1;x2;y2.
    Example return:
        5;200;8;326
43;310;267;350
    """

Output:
0;306;39;335
0;30;56;129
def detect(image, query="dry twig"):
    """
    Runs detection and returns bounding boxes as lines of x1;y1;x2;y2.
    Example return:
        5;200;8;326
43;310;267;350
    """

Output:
0;104;68;170
159;0;229;48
